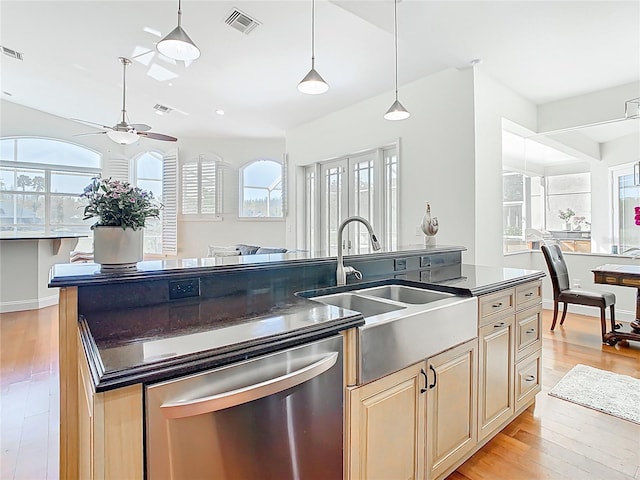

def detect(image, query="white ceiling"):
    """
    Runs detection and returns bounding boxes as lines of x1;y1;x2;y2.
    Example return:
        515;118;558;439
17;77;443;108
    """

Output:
1;1;638;140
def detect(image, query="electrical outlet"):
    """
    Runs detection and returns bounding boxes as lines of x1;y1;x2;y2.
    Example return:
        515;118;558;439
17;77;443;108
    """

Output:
394;258;407;271
169;278;200;299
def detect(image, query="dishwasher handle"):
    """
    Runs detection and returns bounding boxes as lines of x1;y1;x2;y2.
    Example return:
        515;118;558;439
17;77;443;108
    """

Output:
161;351;339;419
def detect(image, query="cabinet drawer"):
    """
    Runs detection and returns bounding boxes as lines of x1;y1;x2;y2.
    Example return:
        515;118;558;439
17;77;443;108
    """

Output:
515;350;541;413
515;305;542;362
479;289;515;319
515;281;542;311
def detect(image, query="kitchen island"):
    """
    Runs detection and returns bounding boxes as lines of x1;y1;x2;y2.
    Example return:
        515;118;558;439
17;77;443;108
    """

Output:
49;245;544;479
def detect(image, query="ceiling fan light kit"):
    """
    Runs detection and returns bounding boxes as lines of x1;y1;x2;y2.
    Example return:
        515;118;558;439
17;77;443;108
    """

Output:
157;0;200;61
298;0;328;95
384;0;410;121
106;130;139;145
73;56;177;145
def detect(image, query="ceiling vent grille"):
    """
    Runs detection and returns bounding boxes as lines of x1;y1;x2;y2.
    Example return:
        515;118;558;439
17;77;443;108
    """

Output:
225;8;261;34
153;103;172;114
1;46;24;61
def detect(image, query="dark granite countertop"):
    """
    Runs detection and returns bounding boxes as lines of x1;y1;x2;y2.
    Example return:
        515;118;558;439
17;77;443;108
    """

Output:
49;244;467;287
73;248;544;392
82;293;364;392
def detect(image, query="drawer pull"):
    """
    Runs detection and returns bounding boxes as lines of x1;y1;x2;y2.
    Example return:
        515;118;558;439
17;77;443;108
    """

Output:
525;328;536;334
524;375;536;382
524;292;534;297
492;302;503;308
494;322;506;328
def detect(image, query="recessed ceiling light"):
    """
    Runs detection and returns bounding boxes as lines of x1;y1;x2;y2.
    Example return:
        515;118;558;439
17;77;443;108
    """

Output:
215;109;225;116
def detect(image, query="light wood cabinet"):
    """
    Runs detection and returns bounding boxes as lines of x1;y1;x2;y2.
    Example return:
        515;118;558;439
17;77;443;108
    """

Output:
77;330;144;480
477;312;514;441
426;340;478;480
477;281;542;444
347;361;427;480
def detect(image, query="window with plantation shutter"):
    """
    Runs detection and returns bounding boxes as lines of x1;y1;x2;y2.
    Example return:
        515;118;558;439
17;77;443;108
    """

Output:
181;154;222;217
162;149;178;256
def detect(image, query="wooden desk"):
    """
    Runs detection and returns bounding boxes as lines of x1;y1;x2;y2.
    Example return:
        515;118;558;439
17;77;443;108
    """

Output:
592;264;640;344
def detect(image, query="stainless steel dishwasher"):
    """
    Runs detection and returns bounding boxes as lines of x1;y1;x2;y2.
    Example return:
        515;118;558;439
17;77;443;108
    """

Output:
145;334;344;480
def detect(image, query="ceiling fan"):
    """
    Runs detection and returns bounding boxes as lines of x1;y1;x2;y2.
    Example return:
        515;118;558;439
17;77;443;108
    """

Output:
73;57;177;145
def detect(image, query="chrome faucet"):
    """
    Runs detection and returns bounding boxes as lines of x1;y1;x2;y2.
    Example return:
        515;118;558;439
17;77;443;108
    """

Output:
336;216;382;286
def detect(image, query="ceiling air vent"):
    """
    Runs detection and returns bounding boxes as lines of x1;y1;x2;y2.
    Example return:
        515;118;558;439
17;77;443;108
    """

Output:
153;103;172;114
225;8;261;35
1;46;24;61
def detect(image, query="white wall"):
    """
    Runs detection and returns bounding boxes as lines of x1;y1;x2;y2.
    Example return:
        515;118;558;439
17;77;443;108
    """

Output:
286;67;477;261
472;68;538;266
174;136;286;258
1;100;287;259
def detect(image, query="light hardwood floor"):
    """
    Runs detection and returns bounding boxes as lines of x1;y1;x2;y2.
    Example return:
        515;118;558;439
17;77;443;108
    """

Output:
1;306;639;479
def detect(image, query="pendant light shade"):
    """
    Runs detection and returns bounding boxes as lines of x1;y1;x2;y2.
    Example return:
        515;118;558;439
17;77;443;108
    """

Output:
157;0;200;61
384;99;411;121
384;0;410;120
298;0;328;94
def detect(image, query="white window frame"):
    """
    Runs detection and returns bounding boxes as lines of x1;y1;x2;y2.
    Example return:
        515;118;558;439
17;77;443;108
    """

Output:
304;140;399;255
238;158;285;220
180;154;223;221
0;137;101;235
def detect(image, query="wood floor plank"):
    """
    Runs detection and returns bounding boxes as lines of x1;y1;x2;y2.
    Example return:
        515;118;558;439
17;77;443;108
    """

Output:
2;306;640;480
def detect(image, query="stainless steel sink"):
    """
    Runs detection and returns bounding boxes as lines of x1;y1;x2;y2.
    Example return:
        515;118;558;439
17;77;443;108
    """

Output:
357;285;453;304
312;292;406;317
309;283;478;384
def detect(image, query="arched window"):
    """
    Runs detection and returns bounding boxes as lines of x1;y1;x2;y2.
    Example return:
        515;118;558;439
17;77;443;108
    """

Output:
0;137;101;249
133;151;163;255
239;159;283;218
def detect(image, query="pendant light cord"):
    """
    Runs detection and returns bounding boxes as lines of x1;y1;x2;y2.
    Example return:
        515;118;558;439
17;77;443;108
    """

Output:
393;0;398;100
120;58;128;124
311;0;316;68
177;0;182;28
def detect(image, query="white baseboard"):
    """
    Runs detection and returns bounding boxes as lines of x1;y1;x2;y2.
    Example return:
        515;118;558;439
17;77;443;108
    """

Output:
0;293;59;313
542;299;635;323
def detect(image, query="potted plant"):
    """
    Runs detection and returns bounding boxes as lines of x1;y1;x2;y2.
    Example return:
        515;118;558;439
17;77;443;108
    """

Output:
81;175;162;272
558;208;575;230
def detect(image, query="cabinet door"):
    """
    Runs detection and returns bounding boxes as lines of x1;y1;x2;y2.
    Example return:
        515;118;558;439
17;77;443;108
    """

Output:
348;362;427;480
426;340;478;480
478;314;515;441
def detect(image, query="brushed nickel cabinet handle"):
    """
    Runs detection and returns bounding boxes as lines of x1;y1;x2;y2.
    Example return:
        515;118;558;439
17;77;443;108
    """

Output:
524;375;536;382
525;328;536;334
494;322;506;328
492;302;503;308
524;292;534;297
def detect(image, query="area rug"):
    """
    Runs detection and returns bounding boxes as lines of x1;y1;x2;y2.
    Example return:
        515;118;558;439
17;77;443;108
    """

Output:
549;364;640;424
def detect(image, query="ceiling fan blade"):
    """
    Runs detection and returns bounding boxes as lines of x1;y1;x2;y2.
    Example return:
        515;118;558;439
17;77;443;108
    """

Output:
130;123;152;132
70;118;114;130
72;131;108;137
138;131;178;142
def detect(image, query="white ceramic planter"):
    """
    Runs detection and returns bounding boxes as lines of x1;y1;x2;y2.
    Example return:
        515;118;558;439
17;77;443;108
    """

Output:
93;226;143;272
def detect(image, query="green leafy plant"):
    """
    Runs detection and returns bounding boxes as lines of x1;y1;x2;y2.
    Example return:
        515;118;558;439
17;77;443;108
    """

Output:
81;175;162;230
558;208;575;222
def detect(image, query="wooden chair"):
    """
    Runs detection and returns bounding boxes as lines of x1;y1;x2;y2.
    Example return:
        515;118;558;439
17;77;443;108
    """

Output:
541;243;616;343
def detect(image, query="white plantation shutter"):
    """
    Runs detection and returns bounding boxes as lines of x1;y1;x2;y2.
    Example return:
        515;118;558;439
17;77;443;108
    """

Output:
181;154;222;216
201;160;217;214
181;162;199;214
162;149;178;256
103;155;130;182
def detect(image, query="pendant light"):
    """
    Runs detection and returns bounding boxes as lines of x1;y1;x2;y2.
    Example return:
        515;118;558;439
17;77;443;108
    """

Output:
157;0;201;61
384;0;410;121
298;0;329;95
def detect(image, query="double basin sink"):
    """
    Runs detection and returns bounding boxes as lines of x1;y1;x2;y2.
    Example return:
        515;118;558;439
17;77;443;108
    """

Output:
310;284;478;384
